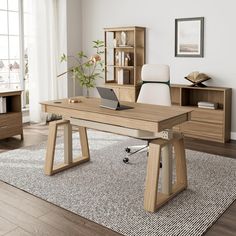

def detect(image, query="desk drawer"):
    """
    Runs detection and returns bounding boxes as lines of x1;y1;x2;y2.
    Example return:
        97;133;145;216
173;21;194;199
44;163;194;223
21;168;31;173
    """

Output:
190;109;223;124
180;121;223;142
0;112;22;127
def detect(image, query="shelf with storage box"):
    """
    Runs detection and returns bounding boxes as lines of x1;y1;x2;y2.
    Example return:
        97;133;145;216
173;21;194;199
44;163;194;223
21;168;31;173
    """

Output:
0;90;23;140
170;84;232;143
104;26;145;102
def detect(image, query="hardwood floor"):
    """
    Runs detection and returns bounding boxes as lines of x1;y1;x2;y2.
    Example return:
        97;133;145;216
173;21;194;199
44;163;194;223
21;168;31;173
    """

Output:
0;123;235;236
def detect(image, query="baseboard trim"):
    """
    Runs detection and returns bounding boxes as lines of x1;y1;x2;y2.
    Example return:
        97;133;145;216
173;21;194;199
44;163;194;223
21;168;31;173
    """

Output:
231;132;236;140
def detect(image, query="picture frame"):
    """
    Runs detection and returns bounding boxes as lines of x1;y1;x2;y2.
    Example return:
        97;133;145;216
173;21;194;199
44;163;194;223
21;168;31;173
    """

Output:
175;17;204;57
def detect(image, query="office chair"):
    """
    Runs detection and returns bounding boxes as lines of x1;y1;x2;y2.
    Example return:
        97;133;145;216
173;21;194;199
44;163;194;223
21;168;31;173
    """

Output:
123;64;172;163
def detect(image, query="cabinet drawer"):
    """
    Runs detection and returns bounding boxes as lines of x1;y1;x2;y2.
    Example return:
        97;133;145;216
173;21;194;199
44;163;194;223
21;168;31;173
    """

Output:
190;109;223;124
0;112;22;127
180;121;223;142
0;125;23;139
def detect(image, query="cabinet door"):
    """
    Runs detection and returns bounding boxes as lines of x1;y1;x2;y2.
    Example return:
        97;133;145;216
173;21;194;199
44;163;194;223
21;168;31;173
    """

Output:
119;88;135;102
180;121;223;142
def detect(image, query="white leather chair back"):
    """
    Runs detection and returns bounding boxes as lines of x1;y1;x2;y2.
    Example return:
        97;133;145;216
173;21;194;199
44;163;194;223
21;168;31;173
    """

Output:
137;64;171;106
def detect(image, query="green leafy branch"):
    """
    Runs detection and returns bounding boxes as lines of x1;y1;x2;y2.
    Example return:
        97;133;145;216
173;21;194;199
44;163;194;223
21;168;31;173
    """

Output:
58;40;104;90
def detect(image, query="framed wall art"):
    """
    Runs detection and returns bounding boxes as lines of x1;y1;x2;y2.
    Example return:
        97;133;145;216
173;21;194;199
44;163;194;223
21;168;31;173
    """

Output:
175;17;204;57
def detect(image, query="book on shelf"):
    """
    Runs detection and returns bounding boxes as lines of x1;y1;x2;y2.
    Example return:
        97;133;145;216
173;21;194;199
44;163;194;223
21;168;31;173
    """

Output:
198;105;217;110
117;69;130;85
116;52;133;67
197;101;218;109
116;51;125;66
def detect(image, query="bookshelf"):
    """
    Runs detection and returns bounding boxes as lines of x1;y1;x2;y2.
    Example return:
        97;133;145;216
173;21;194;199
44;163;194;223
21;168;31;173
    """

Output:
104;26;146;102
171;84;232;143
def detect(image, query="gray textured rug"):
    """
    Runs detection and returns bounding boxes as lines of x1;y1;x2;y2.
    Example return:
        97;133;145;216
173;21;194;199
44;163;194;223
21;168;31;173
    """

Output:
0;130;236;236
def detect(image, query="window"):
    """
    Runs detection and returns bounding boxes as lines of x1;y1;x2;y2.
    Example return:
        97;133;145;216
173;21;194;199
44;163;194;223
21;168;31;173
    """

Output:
0;0;29;107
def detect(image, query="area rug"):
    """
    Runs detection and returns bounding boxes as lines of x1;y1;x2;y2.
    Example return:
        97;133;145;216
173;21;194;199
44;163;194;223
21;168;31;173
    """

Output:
0;130;236;236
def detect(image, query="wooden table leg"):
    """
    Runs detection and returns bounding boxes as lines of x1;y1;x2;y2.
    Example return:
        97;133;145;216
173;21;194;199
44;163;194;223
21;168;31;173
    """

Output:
45;121;58;175
44;120;90;176
144;141;161;212
161;144;172;195
173;137;187;186
144;133;187;212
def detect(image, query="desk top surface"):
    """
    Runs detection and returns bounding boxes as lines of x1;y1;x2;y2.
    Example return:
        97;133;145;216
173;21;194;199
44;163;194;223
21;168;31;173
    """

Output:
41;97;192;132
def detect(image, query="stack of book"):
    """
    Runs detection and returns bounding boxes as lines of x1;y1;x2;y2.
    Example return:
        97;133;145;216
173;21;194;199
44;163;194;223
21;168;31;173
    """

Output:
117;69;130;85
116;51;125;66
197;101;218;109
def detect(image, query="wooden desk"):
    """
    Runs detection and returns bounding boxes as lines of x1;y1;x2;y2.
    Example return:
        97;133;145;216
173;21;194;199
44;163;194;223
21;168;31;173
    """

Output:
41;97;191;212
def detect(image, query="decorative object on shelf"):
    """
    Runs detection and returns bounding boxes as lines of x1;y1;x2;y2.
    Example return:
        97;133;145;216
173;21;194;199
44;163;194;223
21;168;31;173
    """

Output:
120;31;127;46
175;17;204;57
125;53;131;66
185;71;211;87
58;40;104;97
197;101;218;109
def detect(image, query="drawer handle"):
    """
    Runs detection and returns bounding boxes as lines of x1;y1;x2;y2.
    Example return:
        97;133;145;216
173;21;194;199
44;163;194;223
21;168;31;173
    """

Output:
0;126;8;129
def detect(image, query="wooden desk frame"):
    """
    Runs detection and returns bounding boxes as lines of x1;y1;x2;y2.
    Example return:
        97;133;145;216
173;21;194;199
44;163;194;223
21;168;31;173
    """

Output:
44;119;187;213
41;97;190;212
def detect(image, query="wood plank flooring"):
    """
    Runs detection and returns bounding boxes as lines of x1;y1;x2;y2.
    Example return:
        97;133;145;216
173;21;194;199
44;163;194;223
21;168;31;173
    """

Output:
0;123;235;236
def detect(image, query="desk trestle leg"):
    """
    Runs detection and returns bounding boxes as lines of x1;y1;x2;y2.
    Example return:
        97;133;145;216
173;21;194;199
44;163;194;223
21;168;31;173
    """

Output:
144;133;187;212
44;120;90;176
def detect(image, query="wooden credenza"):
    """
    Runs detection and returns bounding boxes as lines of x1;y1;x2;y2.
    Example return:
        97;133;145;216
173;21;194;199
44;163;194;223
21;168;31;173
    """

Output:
0;90;23;140
171;84;232;143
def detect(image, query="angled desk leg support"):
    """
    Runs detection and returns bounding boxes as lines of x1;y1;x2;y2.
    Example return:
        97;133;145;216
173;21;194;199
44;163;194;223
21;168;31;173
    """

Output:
161;144;173;195
44;120;90;176
144;133;187;212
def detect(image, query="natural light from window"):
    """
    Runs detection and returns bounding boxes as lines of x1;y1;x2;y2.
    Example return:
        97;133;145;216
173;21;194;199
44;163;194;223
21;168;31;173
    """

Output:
0;0;29;107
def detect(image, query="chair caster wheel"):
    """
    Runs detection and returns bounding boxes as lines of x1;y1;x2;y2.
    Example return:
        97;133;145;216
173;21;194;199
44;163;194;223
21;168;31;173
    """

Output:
123;157;129;163
125;148;131;153
160;162;162;168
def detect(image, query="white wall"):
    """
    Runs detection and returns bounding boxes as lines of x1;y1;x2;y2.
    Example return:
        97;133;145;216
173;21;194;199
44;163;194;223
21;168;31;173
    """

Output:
80;0;236;135
57;0;82;98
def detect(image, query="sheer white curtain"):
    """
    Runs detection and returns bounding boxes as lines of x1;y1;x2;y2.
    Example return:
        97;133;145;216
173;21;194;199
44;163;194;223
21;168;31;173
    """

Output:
28;0;59;122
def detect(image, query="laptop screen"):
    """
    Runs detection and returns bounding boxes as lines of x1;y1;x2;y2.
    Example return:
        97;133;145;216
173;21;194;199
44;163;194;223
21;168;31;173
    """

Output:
96;87;119;102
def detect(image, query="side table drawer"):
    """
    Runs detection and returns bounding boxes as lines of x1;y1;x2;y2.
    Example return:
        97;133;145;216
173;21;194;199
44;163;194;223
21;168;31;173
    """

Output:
0;112;22;127
0;125;23;139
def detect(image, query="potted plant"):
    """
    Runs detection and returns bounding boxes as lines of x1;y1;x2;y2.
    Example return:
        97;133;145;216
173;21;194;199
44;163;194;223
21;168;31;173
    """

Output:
58;40;104;97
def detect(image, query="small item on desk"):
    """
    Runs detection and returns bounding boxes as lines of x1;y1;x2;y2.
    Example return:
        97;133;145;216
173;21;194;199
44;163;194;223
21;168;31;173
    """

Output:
68;98;81;103
197;101;218;109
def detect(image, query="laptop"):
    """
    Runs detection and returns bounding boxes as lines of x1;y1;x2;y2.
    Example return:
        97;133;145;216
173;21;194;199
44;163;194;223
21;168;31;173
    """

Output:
96;87;133;110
